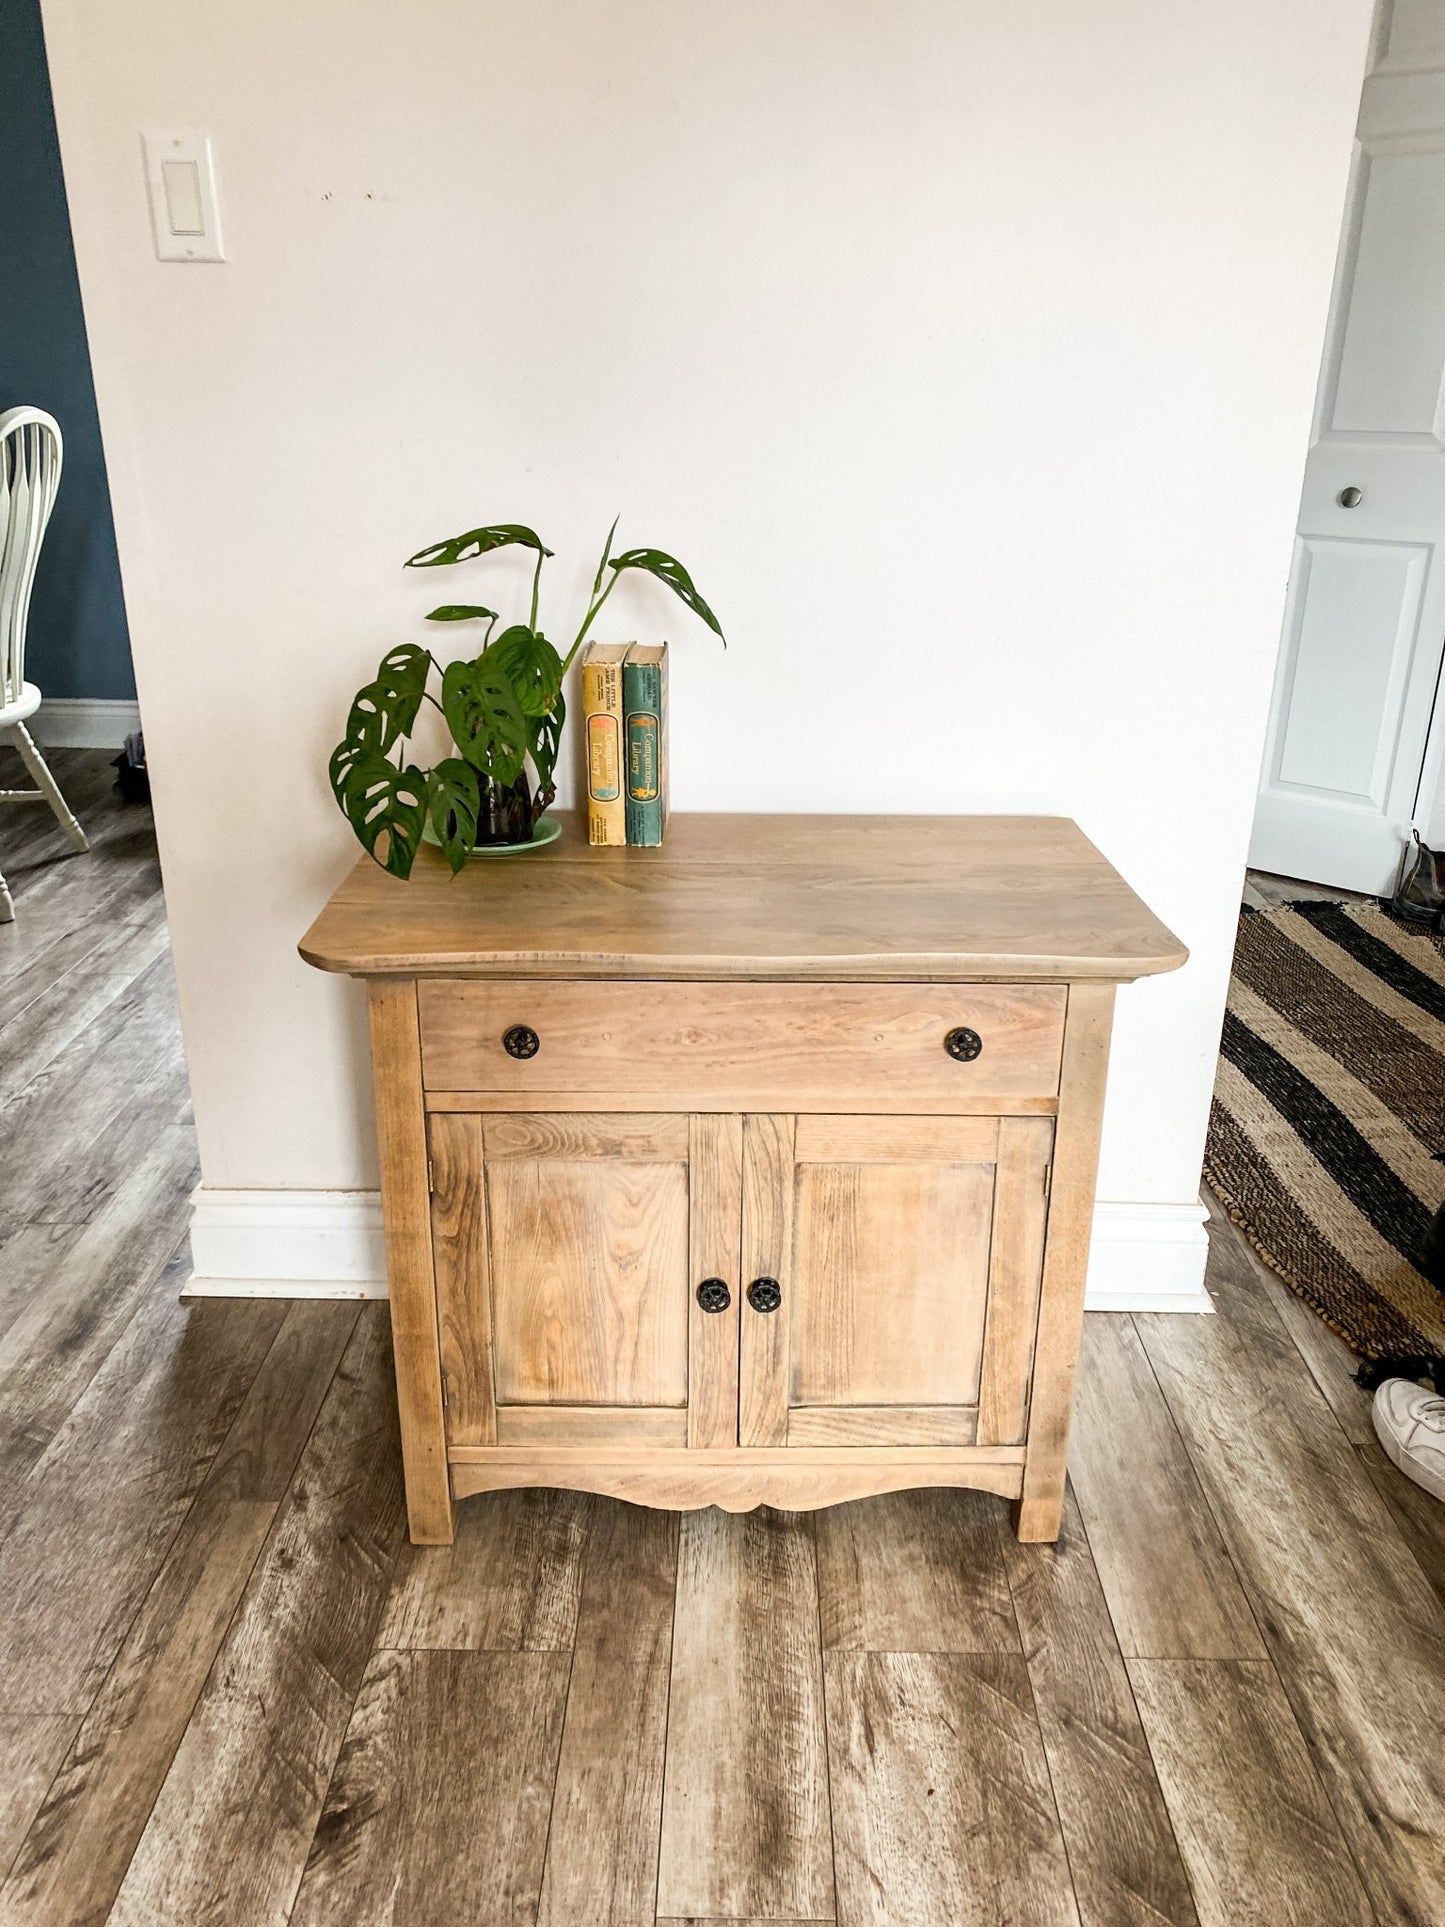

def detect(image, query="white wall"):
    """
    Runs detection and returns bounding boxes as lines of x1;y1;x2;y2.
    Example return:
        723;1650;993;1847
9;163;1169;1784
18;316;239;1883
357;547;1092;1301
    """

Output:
42;0;1373;1294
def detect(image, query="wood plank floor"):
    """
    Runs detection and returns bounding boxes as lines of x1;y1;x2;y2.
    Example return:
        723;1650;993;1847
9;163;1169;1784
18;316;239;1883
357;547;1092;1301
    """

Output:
2;754;1443;1923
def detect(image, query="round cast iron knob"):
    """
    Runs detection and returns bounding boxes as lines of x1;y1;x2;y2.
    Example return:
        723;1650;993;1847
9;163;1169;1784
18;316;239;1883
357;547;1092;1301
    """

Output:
502;1024;540;1060
747;1277;783;1314
696;1278;731;1314
944;1026;983;1062
1338;485;1364;508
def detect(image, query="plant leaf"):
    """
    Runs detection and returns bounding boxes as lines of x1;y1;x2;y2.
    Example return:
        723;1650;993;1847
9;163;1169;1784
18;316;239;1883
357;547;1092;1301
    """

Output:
405;524;554;569
425;758;481;873
328;745;428;878
376;642;433;694
338;644;433;753
591;513;621;596
608;547;724;639
440;657;529;786
425;604;498;623
342;678;417;754
608;551;724;639
487;624;565;719
328;735;371;812
528;691;566;794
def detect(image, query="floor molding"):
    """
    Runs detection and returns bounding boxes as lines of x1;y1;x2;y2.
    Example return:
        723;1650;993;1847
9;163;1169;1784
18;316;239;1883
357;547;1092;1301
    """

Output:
185;1187;388;1300
185;1186;1213;1312
29;697;141;749
1086;1200;1213;1312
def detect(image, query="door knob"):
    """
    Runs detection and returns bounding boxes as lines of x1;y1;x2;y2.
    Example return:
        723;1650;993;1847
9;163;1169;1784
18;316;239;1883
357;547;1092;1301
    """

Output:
747;1277;782;1313
696;1278;731;1313
944;1026;983;1062
502;1024;540;1059
1337;485;1364;508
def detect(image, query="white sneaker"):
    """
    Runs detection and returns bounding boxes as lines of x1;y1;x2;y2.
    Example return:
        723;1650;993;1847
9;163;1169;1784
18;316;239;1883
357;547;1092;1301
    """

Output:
1373;1378;1445;1503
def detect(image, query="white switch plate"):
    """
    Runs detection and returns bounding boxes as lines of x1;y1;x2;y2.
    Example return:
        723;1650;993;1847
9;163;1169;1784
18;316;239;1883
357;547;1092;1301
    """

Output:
142;131;224;262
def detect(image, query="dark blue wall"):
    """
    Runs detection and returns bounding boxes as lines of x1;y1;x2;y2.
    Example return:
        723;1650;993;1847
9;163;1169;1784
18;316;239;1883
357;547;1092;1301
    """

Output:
0;0;134;702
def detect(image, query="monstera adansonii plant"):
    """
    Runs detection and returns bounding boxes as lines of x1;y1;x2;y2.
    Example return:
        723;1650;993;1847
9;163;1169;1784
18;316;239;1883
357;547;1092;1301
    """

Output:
328;520;723;876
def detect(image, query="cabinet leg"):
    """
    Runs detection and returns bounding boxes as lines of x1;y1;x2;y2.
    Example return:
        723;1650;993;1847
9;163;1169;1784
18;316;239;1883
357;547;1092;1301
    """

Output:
1012;981;1115;1551
1011;1485;1065;1543
368;979;456;1547
404;1462;456;1545
389;1297;456;1543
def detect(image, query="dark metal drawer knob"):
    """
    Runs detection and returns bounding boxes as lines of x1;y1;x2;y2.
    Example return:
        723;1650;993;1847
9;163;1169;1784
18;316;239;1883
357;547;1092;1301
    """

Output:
502;1024;540;1060
747;1277;782;1314
943;1026;983;1062
696;1278;731;1314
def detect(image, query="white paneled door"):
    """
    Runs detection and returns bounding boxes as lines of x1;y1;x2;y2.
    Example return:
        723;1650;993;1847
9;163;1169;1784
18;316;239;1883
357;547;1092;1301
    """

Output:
1253;2;1445;892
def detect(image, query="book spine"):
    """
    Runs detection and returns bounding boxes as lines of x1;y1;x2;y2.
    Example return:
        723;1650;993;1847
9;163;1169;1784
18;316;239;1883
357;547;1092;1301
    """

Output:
624;650;668;846
582;651;626;846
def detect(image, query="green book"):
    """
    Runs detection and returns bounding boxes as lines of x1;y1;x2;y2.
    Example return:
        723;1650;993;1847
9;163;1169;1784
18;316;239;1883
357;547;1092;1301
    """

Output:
623;643;668;847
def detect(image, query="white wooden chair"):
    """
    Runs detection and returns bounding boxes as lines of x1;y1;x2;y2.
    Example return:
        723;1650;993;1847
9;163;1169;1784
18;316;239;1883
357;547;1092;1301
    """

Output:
0;405;89;923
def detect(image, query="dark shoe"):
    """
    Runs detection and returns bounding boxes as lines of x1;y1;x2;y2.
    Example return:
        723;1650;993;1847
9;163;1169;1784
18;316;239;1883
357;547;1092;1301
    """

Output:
1423;1201;1445;1292
1391;830;1445;927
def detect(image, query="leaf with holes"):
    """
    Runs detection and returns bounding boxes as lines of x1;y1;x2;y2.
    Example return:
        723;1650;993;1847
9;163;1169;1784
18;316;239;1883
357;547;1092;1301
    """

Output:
608;547;724;639
425;758;481;872
425;604;498;624
528;691;566;808
405;524;553;569
341;682;410;756
328;735;369;817
376;642;433;694
340;644;433;753
440;657;528;786
487;624;565;718
330;747;428;878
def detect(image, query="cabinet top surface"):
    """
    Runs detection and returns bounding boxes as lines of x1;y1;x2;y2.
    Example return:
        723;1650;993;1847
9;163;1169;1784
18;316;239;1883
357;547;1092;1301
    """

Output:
299;812;1187;983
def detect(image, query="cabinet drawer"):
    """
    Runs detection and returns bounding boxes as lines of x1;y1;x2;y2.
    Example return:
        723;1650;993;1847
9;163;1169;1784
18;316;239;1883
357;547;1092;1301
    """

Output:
418;980;1066;1108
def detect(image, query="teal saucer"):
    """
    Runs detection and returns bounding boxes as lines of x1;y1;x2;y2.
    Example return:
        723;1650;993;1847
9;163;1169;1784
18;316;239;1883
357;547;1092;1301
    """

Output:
422;814;563;859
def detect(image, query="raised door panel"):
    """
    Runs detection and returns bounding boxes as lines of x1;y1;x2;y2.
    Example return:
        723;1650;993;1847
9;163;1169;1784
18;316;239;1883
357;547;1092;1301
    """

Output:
739;1114;1052;1449
487;1159;688;1406
432;1111;698;1450
790;1157;995;1408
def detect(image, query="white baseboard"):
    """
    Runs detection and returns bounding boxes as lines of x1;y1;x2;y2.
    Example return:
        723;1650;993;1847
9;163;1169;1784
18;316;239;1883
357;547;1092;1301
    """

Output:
184;1186;1213;1313
29;698;141;750
1085;1201;1213;1312
184;1187;388;1300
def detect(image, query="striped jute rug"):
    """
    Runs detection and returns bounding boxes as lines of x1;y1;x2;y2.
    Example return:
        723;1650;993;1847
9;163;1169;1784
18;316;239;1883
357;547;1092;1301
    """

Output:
1204;899;1445;1365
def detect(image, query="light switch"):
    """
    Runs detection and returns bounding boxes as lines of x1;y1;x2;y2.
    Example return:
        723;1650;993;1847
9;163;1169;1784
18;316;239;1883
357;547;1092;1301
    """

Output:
161;159;205;235
142;131;224;262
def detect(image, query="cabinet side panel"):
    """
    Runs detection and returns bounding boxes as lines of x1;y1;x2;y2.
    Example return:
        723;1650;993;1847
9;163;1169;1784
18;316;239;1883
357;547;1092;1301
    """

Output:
688;1114;743;1450
429;1110;496;1448
367;978;453;1544
977;1115;1055;1446
739;1114;795;1447
1015;982;1115;1541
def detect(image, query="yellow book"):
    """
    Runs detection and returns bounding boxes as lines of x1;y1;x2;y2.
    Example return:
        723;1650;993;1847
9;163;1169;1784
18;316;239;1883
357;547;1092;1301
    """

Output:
581;642;630;846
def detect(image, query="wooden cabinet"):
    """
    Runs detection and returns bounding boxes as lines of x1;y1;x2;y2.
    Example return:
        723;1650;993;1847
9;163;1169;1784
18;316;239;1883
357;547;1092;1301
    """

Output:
301;813;1186;1546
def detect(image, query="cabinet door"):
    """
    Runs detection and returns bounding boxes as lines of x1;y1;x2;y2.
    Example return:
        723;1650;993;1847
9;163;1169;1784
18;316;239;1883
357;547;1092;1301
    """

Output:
739;1114;1053;1448
429;1110;741;1451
